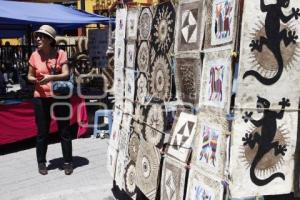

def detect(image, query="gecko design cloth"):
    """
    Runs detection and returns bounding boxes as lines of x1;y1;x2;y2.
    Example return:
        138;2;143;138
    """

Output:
151;1;176;54
230;99;297;197
167;112;197;163
149;55;171;101
126;7;140;41
236;0;300;91
199;46;232;114
161;156;186;200
138;7;153;40
174;0;205;54
114;150;128;190
230;0;300;196
137;41;150;73
126;42;136;69
186;165;224;200
125;68;136;101
135;139;161;200
191;112;228;179
143;102;166;148
175;57;202;105
203;0;238;49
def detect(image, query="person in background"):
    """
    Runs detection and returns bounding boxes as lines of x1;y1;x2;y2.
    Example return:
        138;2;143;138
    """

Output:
27;25;73;175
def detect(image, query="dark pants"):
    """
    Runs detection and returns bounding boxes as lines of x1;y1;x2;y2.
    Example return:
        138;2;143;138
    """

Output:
33;98;72;164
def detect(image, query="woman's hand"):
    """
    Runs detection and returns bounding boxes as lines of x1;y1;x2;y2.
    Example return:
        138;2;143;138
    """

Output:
38;73;53;85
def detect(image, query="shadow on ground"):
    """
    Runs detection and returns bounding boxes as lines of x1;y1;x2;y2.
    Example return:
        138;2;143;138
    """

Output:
47;156;89;170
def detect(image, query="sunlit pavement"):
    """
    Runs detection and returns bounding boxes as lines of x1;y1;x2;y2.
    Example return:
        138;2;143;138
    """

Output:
0;137;115;200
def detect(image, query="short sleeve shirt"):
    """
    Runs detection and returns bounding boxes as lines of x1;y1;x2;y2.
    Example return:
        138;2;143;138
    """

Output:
29;49;67;97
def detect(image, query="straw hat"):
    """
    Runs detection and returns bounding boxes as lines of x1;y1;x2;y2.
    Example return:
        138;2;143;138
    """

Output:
34;25;56;40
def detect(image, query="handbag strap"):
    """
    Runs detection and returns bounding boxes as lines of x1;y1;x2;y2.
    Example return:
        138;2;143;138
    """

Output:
48;51;59;75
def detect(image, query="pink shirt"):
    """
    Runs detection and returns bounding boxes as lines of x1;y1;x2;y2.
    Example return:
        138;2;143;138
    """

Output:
29;49;67;98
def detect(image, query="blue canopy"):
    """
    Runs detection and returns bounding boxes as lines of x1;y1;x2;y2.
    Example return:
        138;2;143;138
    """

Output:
0;0;114;38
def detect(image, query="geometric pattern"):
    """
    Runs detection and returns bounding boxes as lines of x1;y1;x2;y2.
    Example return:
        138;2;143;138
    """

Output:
161;156;186;200
175;0;205;53
167;112;197;163
181;10;197;43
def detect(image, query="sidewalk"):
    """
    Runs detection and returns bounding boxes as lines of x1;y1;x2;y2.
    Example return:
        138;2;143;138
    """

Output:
0;137;115;200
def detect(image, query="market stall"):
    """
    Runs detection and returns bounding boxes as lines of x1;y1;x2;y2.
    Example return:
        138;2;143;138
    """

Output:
0;1;114;144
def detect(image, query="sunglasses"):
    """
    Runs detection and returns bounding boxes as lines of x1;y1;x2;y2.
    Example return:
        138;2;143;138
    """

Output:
34;33;47;39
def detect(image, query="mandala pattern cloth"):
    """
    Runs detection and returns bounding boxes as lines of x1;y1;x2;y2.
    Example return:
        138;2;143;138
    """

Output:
174;0;206;54
167;112;197;163
138;7;152;41
175;57;201;105
230;0;300;197
137;41;150;73
203;0;237;49
150;1;176;55
161;156;186;200
149;55;172;101
124;160;137;197
143;103;166;148
135;139;161;200
128;132;140;163
133;105;145;135
191;112;228;179
199;46;233;114
186;165;224;200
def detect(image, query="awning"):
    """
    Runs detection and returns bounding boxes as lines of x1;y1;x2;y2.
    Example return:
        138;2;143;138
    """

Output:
0;0;114;38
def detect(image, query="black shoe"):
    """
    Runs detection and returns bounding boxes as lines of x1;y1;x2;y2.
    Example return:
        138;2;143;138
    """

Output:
63;163;73;175
38;163;48;175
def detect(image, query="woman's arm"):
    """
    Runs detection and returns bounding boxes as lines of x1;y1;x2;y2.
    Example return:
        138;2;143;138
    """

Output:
38;63;69;85
27;65;37;84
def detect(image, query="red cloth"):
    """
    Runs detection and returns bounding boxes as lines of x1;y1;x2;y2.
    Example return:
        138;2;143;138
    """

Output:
0;96;88;145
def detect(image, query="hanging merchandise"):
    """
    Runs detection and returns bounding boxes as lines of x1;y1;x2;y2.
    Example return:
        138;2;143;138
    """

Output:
149;55;172;101
203;0;238;49
175;57;202;105
138;7;153;41
135;139;161;200
150;1;176;55
185;165;224;200
137;41;150;73
160;156;187;200
167;112;197;163
199;46;233;114
126;7;140;41
174;0;206;55
230;0;300;197
143;102;166;148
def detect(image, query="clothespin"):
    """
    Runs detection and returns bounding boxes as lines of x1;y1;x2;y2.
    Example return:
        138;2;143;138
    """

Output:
231;51;238;58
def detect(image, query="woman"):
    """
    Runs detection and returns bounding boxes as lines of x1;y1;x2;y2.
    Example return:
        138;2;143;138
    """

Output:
27;25;73;175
